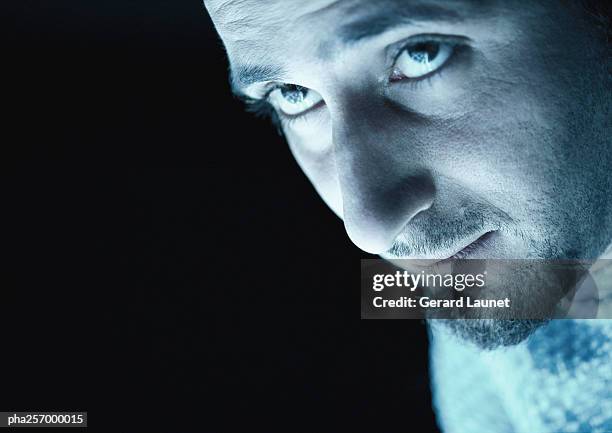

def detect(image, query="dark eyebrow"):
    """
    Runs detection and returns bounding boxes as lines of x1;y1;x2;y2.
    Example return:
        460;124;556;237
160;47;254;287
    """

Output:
229;63;285;99
338;4;462;45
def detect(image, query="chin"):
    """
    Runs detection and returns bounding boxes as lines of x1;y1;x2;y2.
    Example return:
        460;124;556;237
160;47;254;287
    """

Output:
431;318;550;350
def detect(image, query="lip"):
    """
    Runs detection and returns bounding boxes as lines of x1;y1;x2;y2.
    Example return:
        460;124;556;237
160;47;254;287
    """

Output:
383;230;498;266
439;230;497;263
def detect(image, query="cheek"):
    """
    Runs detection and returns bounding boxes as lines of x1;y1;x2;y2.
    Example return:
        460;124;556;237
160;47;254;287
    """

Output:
421;65;591;253
410;37;581;204
284;115;343;218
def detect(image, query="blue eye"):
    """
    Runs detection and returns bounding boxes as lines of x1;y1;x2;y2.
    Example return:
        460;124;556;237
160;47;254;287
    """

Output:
391;41;454;80
268;84;324;116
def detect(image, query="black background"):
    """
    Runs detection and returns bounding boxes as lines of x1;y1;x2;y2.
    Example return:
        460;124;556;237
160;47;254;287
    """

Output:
4;1;438;432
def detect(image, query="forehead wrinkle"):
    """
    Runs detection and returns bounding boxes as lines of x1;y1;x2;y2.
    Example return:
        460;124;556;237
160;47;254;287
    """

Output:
206;0;251;21
208;0;288;41
211;0;340;37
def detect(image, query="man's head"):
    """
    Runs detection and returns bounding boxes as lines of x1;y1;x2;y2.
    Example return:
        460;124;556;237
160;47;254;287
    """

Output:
206;0;611;346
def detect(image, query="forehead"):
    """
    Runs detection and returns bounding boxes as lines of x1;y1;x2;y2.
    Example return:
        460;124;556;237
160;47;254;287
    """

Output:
206;0;339;34
206;0;489;88
206;0;592;54
206;0;484;48
205;0;337;65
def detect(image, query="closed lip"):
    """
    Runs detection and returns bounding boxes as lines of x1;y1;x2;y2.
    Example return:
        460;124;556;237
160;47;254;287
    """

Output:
383;230;498;265
439;230;497;263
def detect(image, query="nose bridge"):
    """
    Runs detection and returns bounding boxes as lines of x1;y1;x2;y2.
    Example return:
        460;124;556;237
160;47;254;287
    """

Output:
330;92;435;254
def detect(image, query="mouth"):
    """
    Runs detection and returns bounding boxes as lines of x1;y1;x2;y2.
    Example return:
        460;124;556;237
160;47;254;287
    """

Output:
383;230;498;265
445;230;496;261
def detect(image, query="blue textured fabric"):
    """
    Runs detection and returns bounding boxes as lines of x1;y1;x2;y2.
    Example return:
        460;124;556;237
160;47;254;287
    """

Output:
430;259;612;433
430;320;612;433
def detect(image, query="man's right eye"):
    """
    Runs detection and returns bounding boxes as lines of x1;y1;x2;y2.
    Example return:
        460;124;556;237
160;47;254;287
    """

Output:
267;84;324;117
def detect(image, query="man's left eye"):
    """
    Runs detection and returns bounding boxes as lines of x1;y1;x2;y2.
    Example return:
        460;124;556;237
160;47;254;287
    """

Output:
391;41;454;81
268;84;324;116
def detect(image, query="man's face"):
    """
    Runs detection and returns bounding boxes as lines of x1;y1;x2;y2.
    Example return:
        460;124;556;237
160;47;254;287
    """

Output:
206;0;611;344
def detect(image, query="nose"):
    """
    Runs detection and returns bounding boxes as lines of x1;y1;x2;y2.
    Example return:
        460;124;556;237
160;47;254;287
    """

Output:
331;98;435;254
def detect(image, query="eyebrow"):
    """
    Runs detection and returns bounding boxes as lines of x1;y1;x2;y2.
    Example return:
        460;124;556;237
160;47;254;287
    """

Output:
230;63;286;98
337;4;462;45
229;2;464;97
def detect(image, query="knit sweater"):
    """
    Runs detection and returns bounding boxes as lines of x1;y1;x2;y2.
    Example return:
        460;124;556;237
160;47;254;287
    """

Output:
430;247;612;433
